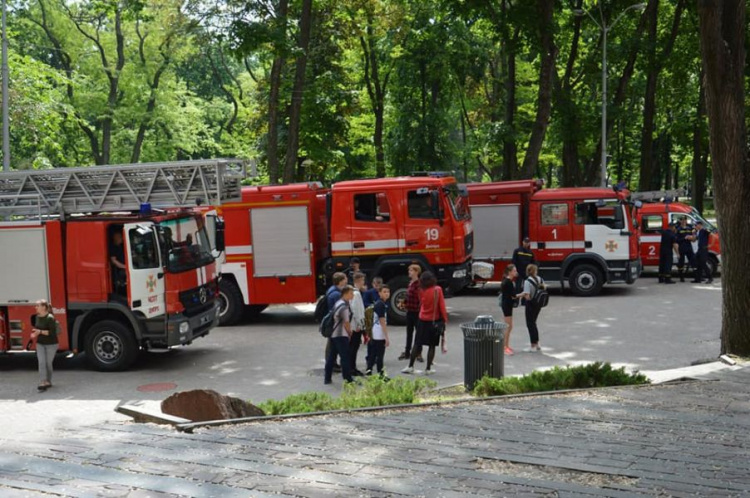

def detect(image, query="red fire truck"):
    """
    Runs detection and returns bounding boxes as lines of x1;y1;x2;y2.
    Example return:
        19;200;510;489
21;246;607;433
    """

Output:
466;180;640;296
632;191;721;276
215;174;474;326
0;160;246;371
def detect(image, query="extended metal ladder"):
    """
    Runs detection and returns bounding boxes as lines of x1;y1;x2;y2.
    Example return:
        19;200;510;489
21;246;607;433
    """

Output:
0;159;254;217
631;188;685;203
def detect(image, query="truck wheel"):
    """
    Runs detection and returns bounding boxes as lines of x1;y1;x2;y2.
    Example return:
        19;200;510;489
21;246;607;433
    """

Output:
219;279;243;326
386;275;410;326
85;320;138;372
569;264;604;297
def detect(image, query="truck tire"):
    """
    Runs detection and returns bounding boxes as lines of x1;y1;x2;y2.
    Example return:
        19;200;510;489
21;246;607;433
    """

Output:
386;275;410;326
568;264;604;297
85;320;138;372
219;279;244;326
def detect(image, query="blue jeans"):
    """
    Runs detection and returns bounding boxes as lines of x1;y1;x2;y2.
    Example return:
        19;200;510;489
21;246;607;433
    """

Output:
37;343;58;383
325;336;353;383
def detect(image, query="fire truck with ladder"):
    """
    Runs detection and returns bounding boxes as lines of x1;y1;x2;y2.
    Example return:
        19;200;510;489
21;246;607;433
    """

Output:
0;159;246;371
214;173;474;326
631;189;721;276
465;180;640;296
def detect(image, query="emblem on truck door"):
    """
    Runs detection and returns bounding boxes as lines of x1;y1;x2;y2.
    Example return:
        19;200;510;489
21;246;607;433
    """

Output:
146;274;157;293
605;240;619;252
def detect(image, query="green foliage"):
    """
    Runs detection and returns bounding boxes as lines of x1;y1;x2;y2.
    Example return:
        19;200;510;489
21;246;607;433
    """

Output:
472;362;650;397
257;376;436;416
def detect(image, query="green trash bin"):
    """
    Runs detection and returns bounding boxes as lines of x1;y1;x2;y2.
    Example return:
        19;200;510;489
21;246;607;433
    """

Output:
461;315;506;391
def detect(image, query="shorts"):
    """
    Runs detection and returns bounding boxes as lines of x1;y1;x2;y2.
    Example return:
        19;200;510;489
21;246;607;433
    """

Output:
501;303;513;318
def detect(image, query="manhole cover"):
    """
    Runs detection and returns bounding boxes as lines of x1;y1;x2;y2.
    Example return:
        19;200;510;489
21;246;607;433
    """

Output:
137;382;177;393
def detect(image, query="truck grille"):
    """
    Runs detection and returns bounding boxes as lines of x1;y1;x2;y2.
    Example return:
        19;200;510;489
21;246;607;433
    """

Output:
179;282;218;317
464;232;474;256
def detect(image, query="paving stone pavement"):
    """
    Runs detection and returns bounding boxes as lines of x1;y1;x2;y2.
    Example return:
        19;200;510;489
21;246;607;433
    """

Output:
1;367;749;497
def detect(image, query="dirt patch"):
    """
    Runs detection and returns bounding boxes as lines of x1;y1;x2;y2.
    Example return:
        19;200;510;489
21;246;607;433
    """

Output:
477;458;640;488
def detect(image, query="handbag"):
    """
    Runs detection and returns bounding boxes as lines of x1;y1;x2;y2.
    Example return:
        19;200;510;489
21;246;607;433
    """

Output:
431;288;445;336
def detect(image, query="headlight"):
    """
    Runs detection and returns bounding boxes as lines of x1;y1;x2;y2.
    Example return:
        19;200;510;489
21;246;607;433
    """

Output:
179;322;190;334
453;269;467;279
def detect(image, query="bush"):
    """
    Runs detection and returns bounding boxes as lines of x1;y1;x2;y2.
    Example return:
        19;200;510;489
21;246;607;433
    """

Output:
257;376;437;416
472;362;649;397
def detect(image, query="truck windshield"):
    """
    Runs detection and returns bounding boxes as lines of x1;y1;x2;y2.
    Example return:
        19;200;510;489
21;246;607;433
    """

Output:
158;216;214;273
690;208;718;232
445;184;470;220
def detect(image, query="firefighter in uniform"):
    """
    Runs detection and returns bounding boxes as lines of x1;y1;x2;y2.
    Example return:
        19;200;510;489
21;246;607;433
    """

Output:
693;220;713;284
658;223;678;284
675;216;696;282
512;237;536;294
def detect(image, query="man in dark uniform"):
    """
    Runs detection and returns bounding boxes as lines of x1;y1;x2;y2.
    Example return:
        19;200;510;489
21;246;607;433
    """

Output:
693;220;713;284
512;237;536;294
675;216;696;282
658;223;678;284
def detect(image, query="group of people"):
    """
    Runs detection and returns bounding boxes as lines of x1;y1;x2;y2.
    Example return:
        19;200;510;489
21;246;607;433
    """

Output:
323;259;448;385
659;216;714;284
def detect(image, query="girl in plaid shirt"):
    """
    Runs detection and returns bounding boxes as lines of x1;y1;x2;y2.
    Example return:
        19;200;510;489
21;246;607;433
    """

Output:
399;264;423;362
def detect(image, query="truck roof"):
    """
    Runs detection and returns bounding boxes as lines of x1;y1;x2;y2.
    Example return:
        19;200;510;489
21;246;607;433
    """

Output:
465;180;541;195
638;202;692;213
333;176;456;192
239;182;325;200
533;187;627;201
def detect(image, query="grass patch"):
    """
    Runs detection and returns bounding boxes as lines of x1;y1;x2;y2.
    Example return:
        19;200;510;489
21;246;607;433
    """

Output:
258;376;437;416
472;362;649;397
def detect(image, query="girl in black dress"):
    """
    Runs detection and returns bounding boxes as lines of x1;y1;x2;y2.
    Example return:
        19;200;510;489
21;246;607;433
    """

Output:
499;264;518;355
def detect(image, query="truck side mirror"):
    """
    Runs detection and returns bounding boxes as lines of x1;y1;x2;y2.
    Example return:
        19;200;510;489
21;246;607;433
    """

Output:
214;218;225;253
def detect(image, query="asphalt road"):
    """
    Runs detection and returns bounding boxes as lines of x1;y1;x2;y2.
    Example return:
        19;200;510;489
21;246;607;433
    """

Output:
0;273;722;437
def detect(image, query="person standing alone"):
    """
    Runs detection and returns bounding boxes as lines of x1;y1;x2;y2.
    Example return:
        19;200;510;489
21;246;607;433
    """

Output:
31;299;58;391
512;238;536;294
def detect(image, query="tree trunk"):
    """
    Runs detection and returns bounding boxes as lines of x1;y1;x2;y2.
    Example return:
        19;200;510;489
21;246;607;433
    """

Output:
502;28;520;180
639;0;686;191
697;0;750;355
267;0;288;185
521;0;556;179
557;0;583;187
692;72;707;213
283;0;313;184
638;0;659;191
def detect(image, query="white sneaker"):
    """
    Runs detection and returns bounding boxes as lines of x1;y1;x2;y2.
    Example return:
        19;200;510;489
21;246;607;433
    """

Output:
524;345;542;353
401;366;414;374
424;369;435;375
414;369;424;375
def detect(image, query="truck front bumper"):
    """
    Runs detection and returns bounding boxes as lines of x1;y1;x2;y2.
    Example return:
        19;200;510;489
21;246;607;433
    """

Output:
437;260;473;295
166;302;220;346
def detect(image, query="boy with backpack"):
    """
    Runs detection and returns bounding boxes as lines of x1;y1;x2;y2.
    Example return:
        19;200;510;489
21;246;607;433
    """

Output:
316;272;348;372
519;264;548;352
365;285;391;377
324;285;355;385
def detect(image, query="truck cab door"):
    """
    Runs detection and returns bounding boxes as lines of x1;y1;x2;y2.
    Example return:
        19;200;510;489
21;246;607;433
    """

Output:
123;222;165;319
576;201;630;260
349;191;401;256
639;214;665;266
402;188;452;263
532;201;574;261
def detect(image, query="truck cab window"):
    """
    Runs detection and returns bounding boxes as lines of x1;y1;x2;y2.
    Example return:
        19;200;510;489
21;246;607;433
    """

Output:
355;193;390;222
575;202;624;230
642;215;663;233
129;229;160;269
541;204;568;225
408;190;438;219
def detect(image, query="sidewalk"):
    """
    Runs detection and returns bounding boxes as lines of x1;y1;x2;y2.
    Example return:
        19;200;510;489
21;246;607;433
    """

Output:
1;364;748;497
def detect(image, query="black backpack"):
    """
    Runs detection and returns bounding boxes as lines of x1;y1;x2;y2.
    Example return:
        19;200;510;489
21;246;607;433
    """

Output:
320;302;345;338
314;288;335;323
527;277;549;308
